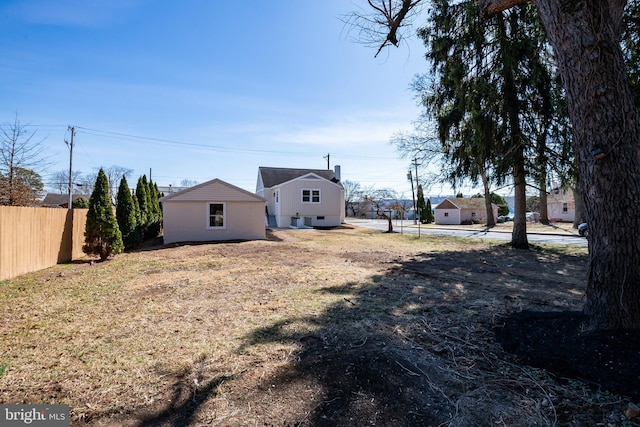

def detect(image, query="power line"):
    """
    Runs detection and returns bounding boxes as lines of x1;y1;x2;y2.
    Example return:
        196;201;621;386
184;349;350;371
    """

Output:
73;126;395;160
75;126;320;157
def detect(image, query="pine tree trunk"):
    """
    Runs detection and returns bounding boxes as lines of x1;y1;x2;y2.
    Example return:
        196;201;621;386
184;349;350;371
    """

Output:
481;170;496;227
499;11;529;249
536;0;640;329
572;183;586;228
511;155;529;249
539;186;548;225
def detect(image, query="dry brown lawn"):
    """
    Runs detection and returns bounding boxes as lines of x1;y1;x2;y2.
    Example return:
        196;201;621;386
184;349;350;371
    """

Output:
0;225;637;426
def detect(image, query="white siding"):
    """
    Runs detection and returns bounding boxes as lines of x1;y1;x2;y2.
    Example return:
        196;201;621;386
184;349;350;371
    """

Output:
276;177;343;227
160;178;266;244
548;202;575;222
435;209;460;225
163;201;265;244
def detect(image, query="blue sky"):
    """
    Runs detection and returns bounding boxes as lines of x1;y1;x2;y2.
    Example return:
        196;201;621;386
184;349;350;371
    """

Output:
1;0;463;197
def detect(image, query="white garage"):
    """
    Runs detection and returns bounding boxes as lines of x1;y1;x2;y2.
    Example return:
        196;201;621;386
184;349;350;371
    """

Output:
160;179;266;244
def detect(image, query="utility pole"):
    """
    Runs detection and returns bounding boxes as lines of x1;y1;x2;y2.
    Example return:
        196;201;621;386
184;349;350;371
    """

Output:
412;157;421;220
408;170;417;225
65;126;75;210
323;153;330;170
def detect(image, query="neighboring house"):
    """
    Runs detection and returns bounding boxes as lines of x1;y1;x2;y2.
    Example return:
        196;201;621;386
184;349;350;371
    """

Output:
256;166;345;228
157;185;187;196
547;188;575;222
434;198;498;225
42;193;85;208
160;178;266;244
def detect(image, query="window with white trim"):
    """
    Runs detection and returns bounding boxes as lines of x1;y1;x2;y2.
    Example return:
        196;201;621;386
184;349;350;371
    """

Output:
302;189;320;203
208;203;225;228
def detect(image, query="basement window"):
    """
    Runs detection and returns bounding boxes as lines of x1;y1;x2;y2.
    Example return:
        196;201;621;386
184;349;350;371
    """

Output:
317;216;325;220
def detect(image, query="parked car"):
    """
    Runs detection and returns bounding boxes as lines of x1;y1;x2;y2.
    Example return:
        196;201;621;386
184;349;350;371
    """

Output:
578;223;588;237
526;212;540;222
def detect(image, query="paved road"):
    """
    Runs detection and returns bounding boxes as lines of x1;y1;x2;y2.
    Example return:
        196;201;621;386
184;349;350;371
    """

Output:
345;219;588;247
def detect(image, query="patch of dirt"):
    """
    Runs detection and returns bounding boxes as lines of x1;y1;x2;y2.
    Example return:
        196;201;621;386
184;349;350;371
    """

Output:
2;227;638;426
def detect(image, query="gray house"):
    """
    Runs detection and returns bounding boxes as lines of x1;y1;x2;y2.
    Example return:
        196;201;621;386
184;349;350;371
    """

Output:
256;166;345;228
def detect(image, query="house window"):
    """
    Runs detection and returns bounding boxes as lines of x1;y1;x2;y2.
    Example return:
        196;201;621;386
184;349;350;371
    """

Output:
562;203;568;213
444;212;449;217
208;203;225;228
302;189;320;203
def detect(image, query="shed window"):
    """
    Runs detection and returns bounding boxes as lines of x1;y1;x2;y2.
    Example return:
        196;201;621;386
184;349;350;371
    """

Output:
444;212;449;217
208;203;225;228
302;189;320;203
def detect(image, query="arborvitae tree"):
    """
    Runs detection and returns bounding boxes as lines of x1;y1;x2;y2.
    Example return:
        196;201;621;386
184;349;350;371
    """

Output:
83;168;123;260
145;179;162;238
116;175;140;249
416;185;429;223
135;175;150;236
132;191;142;237
425;198;434;223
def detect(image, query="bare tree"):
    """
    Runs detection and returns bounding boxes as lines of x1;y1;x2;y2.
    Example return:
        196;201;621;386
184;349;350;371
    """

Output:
50;169;87;195
342;179;363;217
181;179;198;188
342;0;424;57
0;114;49;206
363;188;397;232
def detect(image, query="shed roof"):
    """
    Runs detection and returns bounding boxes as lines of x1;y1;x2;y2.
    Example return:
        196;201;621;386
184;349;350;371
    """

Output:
42;193;85;207
435;198;493;210
160;178;265;203
258;167;340;188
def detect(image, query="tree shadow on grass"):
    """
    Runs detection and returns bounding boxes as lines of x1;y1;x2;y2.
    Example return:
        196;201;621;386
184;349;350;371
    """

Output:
232;243;634;426
133;359;237;427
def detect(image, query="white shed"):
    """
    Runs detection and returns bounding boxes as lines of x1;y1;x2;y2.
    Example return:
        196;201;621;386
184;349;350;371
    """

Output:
160;179;266;244
434;198;498;225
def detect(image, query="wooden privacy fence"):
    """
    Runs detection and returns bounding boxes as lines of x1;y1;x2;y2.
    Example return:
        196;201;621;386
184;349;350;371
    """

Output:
0;206;88;281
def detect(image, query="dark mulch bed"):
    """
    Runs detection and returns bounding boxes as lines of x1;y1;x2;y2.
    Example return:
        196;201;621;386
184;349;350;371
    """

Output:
495;310;640;401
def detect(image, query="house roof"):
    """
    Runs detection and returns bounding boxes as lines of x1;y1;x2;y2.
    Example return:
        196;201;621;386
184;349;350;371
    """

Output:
42;193;85;207
159;178;265;203
435;198;494;210
258;167;340;188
